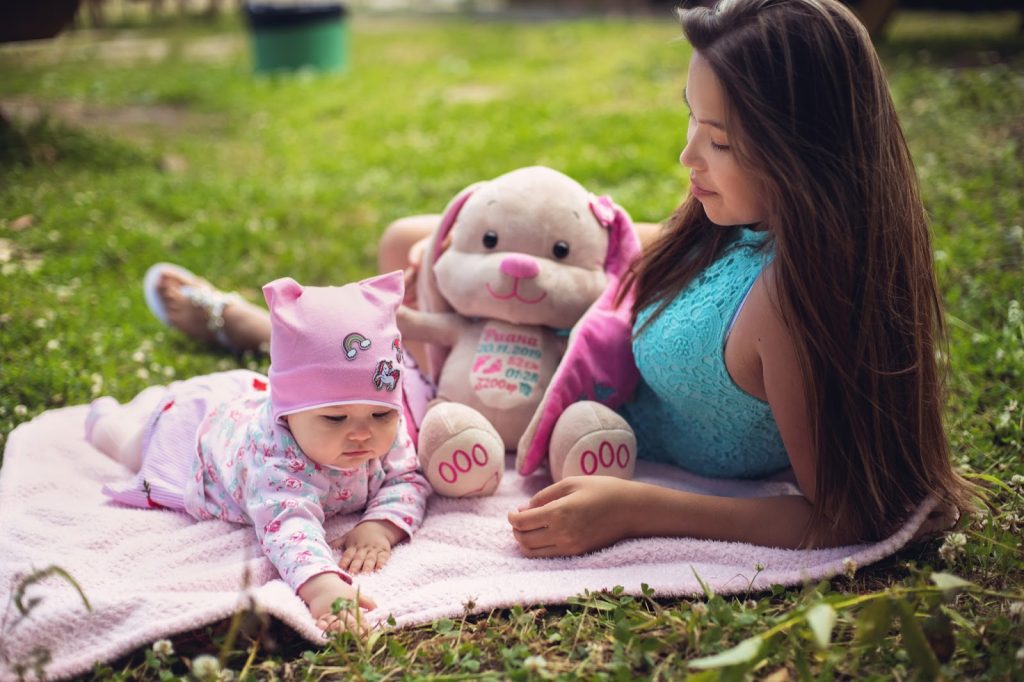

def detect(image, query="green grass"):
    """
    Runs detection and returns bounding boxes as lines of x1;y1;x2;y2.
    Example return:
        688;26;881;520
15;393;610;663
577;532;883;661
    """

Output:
1;10;1022;681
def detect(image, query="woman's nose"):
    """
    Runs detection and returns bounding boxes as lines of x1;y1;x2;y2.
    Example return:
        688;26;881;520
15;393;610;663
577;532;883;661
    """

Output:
680;142;702;171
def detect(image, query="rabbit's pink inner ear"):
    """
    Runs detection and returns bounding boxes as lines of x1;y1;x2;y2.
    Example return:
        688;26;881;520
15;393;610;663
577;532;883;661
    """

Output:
588;194;617;229
433;184;479;261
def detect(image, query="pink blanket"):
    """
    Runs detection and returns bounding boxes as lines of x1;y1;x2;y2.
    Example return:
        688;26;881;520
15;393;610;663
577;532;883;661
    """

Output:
0;406;935;680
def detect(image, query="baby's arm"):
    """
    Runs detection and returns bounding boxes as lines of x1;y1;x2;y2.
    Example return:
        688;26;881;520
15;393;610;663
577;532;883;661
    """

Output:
339;519;407;573
343;420;430;569
298;572;377;634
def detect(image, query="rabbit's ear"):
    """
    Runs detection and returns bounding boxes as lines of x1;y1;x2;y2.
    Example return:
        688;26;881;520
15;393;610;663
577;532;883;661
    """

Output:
589;194;642;279
416;181;484;382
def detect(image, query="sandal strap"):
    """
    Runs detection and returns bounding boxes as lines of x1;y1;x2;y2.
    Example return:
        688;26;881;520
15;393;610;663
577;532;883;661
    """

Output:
180;285;243;337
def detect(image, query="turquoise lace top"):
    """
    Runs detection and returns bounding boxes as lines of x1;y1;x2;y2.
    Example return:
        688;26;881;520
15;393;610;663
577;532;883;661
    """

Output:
620;228;790;479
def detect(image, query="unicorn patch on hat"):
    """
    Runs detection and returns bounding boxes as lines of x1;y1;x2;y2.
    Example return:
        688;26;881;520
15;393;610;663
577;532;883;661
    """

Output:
374;359;400;392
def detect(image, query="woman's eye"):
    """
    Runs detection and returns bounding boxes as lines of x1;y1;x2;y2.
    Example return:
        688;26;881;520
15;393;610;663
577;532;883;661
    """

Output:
482;231;499;249
711;141;731;152
552;241;570;259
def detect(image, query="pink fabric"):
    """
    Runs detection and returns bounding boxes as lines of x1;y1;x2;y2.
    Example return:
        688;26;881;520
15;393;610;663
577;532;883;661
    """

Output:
263;272;405;424
517;195;642;474
0;406;936;681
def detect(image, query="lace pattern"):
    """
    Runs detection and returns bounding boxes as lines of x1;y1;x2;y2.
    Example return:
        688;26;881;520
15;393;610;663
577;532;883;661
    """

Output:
621;228;790;479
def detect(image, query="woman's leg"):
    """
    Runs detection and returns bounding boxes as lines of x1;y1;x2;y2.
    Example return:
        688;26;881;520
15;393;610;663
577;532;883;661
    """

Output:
377;214;438;276
148;216;439;353
377;215;439;368
155;268;272;352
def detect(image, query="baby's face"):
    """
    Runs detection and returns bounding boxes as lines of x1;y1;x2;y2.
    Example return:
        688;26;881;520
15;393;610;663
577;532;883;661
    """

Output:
285;404;400;470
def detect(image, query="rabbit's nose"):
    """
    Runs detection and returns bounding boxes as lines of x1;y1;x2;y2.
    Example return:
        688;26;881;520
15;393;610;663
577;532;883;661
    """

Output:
500;254;540;279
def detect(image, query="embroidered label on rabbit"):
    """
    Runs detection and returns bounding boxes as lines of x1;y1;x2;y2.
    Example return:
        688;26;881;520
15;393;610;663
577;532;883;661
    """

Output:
469;321;544;408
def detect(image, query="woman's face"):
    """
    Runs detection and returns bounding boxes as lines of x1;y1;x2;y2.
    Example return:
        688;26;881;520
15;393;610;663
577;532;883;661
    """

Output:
680;51;767;227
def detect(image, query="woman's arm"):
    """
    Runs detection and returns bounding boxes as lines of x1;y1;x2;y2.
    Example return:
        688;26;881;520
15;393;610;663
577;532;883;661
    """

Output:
508;476;820;555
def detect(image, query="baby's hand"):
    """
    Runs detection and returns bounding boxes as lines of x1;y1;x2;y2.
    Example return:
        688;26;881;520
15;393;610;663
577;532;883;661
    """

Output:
298;573;376;636
337;520;406;574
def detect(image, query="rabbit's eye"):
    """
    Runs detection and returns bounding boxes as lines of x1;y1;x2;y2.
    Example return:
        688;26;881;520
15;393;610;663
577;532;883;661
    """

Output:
482;231;499;249
552;241;570;259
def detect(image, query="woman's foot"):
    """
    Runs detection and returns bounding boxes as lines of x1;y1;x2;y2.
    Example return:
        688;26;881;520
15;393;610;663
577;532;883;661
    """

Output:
144;263;272;353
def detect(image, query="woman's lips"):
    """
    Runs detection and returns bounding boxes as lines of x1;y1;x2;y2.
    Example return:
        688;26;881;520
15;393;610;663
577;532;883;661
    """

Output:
690;179;716;198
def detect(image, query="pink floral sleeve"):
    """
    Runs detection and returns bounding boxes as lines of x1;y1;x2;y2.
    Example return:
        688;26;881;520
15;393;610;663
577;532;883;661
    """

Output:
244;458;349;593
360;426;431;537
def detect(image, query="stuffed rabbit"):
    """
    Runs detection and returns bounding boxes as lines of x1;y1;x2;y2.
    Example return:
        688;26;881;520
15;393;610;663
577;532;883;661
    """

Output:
399;166;642;497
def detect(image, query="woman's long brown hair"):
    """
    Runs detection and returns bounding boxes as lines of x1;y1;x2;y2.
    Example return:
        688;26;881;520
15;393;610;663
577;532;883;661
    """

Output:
624;0;972;543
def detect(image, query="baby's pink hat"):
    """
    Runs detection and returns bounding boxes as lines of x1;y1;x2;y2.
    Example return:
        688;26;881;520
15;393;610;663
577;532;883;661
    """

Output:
263;271;406;424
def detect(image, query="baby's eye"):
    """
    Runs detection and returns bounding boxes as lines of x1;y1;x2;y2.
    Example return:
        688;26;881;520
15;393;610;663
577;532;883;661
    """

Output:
323;415;347;423
373;410;397;420
482;231;499;249
552;241;570;259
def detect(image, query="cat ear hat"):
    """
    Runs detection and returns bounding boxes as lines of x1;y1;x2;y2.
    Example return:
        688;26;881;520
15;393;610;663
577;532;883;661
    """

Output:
415;167;643;476
264;272;406;425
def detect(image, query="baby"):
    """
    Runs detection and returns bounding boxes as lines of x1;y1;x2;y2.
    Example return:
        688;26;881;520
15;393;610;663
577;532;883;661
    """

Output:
87;271;430;632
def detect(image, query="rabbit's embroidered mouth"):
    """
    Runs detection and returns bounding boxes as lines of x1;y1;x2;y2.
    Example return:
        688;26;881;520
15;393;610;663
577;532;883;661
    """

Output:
485;280;547;304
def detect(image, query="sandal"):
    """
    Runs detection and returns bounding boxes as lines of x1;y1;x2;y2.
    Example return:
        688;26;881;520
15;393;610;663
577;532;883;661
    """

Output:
143;262;244;351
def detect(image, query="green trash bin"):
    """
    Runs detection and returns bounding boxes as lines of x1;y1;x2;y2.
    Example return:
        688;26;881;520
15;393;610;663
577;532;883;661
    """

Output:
244;2;349;74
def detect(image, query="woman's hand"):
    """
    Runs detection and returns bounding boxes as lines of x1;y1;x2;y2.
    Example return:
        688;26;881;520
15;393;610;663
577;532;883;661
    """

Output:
507;476;639;557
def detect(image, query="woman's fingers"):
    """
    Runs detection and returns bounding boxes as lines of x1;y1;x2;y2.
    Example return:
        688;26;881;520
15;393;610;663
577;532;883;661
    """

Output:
507;479;575;531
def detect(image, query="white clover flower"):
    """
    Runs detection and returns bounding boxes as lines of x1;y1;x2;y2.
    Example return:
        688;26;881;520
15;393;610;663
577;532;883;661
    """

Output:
46;339;60;351
1011;475;1024;487
152;639;174;658
13;405;27;417
523;655;548;673
136;368;150;381
843;557;858;578
191;654;220;680
218;670;235;682
1017;646;1024;662
938;532;967;563
1008;601;1024;618
691;602;708;617
1009;300;1022;326
132;350;146;363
